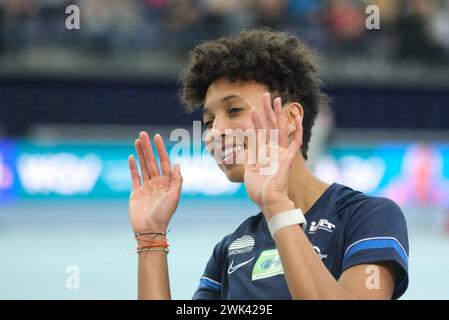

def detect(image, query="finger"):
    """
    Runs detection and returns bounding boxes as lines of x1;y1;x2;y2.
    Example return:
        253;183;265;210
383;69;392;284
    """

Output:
263;93;277;144
128;154;141;190
251;106;264;131
274;97;288;148
140;131;160;177
250;107;267;162
245;126;257;166
154;134;172;177
251;106;265;144
263;92;277;129
169;163;183;196
288;115;304;154
135;139;150;181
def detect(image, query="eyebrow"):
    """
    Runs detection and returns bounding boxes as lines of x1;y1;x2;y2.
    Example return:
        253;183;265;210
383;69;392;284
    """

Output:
202;94;242;117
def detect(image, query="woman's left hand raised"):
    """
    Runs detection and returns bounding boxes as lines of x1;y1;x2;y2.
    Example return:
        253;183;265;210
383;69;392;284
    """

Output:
243;92;303;220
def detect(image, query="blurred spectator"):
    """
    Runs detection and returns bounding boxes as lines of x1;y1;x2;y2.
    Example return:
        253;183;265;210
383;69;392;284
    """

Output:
141;0;171;50
2;0;41;52
429;0;449;59
81;0;146;53
363;0;400;59
395;0;447;63
0;1;4;53
252;0;288;28
0;0;448;74
199;0;251;39
323;0;367;55
163;0;202;52
384;144;449;234
284;0;326;50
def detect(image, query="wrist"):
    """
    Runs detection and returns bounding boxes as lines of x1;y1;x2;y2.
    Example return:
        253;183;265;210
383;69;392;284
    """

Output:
134;230;169;249
262;198;295;220
132;223;168;235
133;226;168;244
267;208;307;238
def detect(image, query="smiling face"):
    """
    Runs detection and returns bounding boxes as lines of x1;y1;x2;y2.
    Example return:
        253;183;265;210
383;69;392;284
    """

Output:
202;77;288;182
202;78;264;182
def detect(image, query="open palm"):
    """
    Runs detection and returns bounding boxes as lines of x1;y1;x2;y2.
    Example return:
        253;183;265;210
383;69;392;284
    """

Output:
128;132;182;233
244;93;303;215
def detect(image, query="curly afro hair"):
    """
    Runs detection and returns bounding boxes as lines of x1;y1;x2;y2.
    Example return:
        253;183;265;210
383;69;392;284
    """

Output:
179;28;328;160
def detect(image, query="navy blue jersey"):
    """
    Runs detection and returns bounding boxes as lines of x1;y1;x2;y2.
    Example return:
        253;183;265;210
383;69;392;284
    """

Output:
192;183;409;300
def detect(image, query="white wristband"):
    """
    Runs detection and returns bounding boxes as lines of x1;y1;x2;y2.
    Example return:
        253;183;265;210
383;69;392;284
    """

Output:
267;208;307;238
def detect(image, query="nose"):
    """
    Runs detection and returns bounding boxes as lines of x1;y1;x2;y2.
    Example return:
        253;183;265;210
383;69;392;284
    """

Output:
205;116;230;152
209;116;230;142
211;115;228;135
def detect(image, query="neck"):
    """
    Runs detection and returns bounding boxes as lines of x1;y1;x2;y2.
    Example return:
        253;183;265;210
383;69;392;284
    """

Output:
287;154;331;215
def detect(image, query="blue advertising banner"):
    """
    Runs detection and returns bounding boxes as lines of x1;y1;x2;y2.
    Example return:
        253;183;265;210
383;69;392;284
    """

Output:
0;139;17;202
1;139;449;208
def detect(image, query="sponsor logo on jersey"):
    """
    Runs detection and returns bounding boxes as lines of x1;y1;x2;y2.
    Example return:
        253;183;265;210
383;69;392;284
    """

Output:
309;219;335;234
228;235;255;256
313;245;328;260
252;249;284;281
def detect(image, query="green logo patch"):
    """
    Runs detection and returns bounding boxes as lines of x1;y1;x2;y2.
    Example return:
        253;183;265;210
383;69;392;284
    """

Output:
252;249;284;281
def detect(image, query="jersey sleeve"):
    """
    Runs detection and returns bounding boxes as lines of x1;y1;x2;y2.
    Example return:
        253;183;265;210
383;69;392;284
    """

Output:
341;197;409;299
192;235;229;300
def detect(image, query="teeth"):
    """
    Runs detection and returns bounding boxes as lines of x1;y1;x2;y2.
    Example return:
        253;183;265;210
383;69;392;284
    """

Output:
221;145;244;160
222;148;234;158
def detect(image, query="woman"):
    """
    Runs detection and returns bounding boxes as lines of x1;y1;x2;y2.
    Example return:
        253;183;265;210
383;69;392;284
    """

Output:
128;29;409;300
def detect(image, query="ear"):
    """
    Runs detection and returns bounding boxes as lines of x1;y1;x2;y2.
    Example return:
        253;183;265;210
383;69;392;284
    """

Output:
284;102;304;134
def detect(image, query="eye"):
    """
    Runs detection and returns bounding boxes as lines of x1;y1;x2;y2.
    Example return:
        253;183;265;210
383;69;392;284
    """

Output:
229;106;243;116
204;119;213;129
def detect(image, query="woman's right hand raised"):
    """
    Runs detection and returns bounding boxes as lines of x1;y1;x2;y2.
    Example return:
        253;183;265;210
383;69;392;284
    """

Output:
128;131;183;234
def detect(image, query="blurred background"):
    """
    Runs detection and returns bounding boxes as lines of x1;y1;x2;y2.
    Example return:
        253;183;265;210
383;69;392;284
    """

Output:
1;0;449;299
